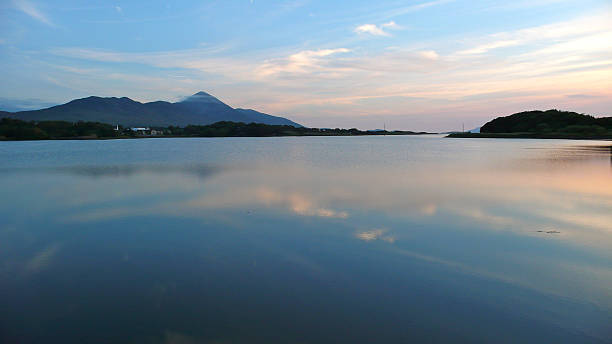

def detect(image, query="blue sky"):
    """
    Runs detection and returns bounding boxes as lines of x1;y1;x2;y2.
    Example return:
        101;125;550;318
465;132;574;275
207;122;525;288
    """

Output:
0;0;610;130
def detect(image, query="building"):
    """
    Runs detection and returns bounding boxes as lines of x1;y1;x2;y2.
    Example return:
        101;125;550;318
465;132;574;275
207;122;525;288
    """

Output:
130;127;150;135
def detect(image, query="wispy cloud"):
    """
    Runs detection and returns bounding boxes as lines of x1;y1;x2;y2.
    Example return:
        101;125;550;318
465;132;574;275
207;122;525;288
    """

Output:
458;40;520;55
485;0;573;11
379;0;454;19
13;0;54;26
456;14;611;56
255;48;351;77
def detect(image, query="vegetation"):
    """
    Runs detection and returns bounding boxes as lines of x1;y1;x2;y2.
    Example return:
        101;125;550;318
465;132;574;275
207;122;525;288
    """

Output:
448;110;612;139
0;118;120;140
168;121;424;137
0;118;427;141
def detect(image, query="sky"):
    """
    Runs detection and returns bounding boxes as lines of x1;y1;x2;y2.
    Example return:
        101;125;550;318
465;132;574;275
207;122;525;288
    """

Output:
0;0;611;131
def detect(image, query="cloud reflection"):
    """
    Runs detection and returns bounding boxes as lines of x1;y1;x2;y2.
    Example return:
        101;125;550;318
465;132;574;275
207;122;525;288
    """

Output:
25;243;61;273
257;189;349;219
9;141;610;252
355;229;396;243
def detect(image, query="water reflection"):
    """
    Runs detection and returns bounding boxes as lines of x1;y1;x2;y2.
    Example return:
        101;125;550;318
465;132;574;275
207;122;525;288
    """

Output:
0;163;224;179
0;138;611;343
530;144;612;167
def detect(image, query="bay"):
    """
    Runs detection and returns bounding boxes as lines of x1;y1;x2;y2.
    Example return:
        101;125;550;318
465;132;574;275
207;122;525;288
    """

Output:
1;136;611;343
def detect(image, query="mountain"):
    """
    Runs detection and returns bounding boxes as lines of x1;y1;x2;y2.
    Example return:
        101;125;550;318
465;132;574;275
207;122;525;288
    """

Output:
234;108;302;126
1;92;302;128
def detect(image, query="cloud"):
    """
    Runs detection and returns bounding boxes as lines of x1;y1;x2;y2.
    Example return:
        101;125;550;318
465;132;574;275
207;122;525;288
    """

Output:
458;40;520;55
355;21;402;37
355;24;389;36
255;48;351;77
565;94;600;99
418;50;439;60
381;0;454;18
13;0;54;26
456;14;611;56
115;5;122;14
381;21;399;29
486;0;574;11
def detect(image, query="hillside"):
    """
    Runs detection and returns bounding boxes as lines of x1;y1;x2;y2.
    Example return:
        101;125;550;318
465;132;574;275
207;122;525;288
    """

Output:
481;109;612;134
1;92;302;128
448;110;612;139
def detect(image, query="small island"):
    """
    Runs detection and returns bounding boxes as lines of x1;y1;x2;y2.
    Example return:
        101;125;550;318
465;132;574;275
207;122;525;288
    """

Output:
448;110;612;140
0;118;428;141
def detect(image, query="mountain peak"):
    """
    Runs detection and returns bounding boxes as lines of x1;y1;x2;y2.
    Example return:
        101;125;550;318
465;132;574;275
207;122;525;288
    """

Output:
180;91;226;105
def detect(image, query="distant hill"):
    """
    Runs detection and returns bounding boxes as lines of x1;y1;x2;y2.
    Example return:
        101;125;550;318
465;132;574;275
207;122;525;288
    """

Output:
448;109;612;139
1;91;302;128
481;109;612;134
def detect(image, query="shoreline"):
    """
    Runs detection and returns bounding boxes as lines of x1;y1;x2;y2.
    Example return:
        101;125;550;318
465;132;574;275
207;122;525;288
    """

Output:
446;132;612;141
0;132;436;142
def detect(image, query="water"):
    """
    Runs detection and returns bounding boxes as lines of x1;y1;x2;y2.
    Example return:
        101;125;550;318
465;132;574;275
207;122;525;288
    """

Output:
1;136;611;343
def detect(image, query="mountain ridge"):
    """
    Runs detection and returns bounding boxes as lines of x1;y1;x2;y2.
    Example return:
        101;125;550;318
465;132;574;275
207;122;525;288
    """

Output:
1;92;302;128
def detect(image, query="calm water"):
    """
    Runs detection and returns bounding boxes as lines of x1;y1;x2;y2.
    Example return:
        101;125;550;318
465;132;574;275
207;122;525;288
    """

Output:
1;136;611;343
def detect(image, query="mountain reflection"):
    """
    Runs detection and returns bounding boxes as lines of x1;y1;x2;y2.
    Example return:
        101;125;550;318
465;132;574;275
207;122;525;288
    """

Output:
0;163;224;179
65;164;222;179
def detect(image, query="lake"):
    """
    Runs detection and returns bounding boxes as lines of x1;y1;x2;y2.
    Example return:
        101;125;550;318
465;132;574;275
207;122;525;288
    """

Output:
1;136;611;343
